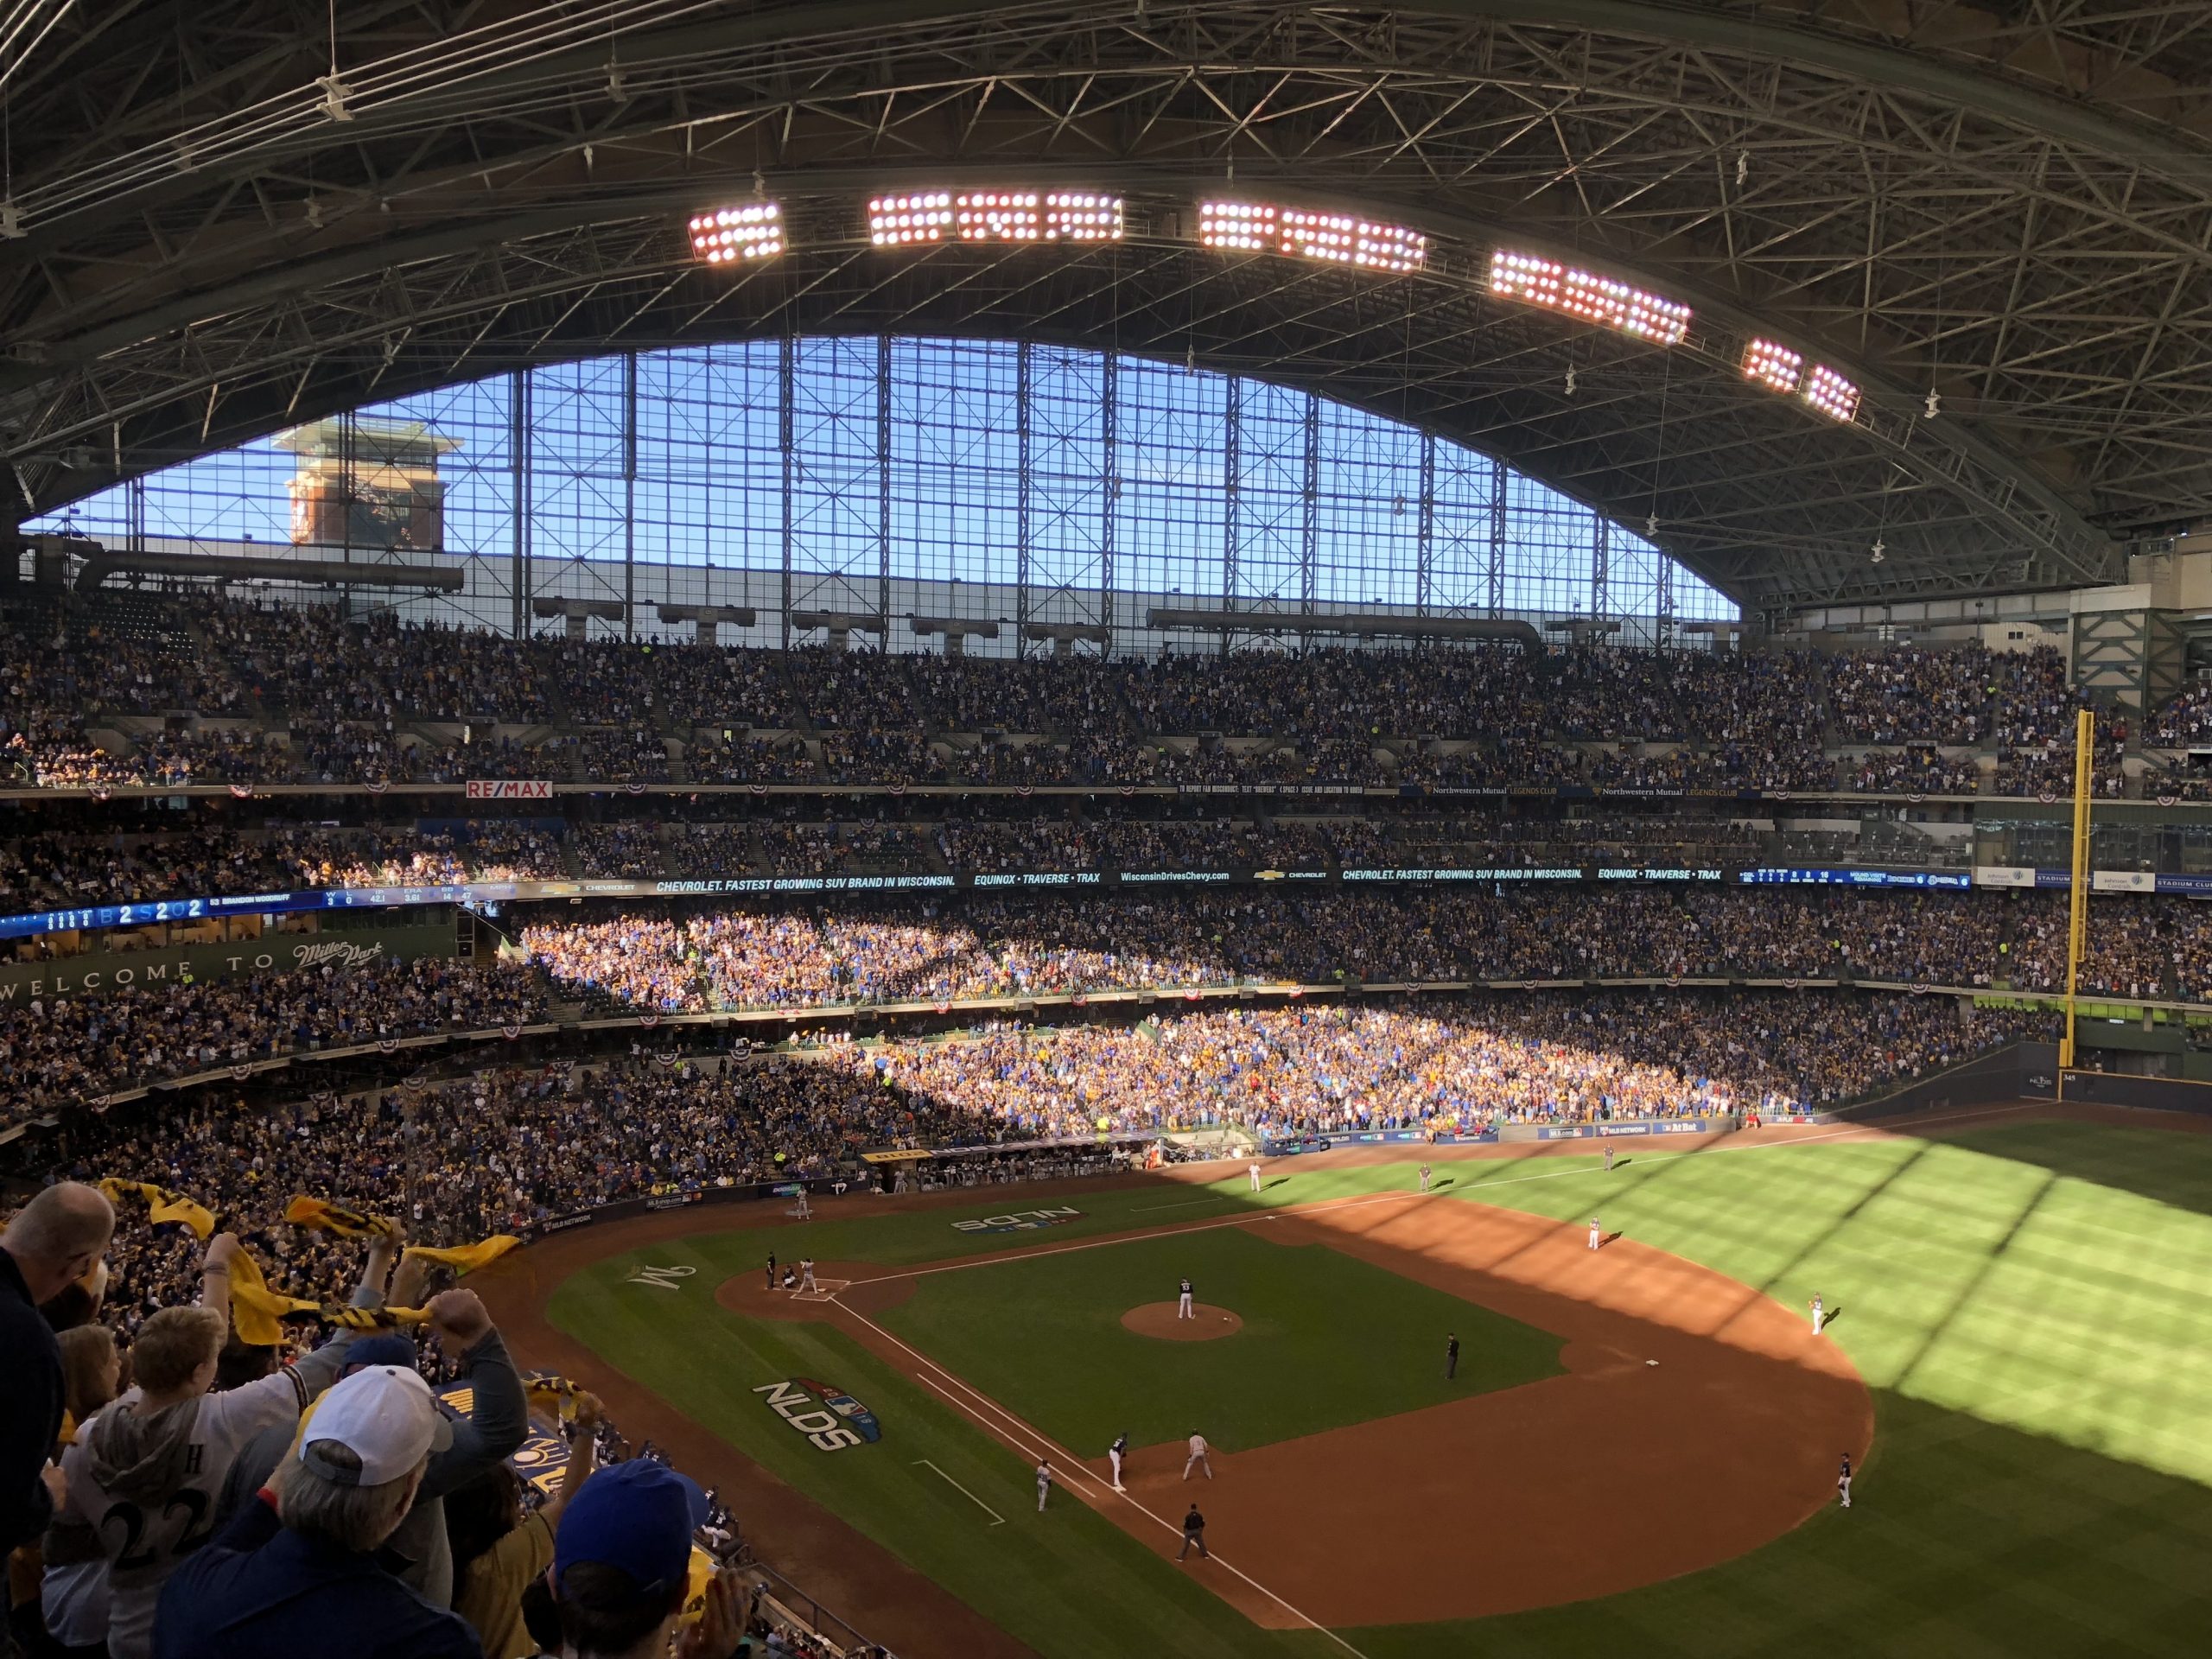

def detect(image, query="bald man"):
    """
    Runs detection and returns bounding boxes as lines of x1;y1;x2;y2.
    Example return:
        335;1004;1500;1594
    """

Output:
1;1181;114;1553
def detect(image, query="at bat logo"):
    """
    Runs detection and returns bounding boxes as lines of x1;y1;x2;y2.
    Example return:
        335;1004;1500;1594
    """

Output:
754;1378;880;1452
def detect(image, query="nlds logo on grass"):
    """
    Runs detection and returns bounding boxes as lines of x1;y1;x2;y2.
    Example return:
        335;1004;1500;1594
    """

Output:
755;1377;882;1452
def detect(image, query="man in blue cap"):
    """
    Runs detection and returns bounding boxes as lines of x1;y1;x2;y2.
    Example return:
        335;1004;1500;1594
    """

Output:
531;1460;754;1659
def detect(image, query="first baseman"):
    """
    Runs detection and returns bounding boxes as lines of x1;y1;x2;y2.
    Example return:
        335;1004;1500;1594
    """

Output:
1178;1275;1194;1319
1109;1431;1129;1492
1183;1431;1212;1480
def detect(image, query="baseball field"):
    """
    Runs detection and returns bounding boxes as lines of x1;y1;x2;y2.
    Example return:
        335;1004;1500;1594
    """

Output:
474;1103;2212;1657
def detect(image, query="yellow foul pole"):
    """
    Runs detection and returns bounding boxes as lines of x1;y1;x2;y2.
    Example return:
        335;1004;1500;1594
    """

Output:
2058;707;2094;1089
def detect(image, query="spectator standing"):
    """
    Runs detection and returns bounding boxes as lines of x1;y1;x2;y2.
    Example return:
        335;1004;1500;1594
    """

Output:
149;1365;478;1659
36;1324;123;1658
525;1460;753;1659
53;1233;357;1659
445;1389;603;1659
1;1185;114;1557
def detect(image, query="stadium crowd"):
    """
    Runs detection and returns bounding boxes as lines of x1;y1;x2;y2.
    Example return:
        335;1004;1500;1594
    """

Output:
9;594;2196;798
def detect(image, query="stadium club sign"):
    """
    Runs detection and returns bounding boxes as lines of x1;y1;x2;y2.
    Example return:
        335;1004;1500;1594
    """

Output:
754;1378;881;1452
950;1205;1085;1234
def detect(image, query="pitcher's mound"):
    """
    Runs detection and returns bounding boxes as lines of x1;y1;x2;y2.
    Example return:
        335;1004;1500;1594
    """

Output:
1122;1302;1243;1340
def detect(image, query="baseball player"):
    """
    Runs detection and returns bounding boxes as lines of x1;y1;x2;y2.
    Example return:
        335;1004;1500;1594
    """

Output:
1587;1216;1602;1251
1178;1503;1209;1561
793;1187;813;1220
765;1249;777;1288
1109;1431;1129;1492
1183;1431;1212;1480
1177;1275;1194;1319
1837;1452;1853;1509
798;1256;818;1294
1808;1293;1825;1337
1248;1161;1262;1193
1445;1332;1460;1379
1604;1145;1615;1173
1035;1459;1052;1512
1418;1163;1433;1193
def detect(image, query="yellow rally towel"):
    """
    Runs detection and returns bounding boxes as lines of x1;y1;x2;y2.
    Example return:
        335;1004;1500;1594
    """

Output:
97;1179;218;1240
680;1546;718;1626
225;1247;326;1347
283;1196;399;1239
524;1376;578;1422
400;1236;520;1277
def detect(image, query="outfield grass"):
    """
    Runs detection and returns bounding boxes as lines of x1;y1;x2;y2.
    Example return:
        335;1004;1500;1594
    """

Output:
872;1225;1560;1452
551;1118;2212;1656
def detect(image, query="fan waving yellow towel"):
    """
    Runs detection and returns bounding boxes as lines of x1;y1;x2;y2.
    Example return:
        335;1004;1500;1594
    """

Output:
283;1195;399;1238
96;1179;218;1240
400;1236;521;1277
224;1245;326;1346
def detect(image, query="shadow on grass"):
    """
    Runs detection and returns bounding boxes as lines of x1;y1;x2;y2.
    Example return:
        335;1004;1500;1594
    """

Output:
1929;1116;2212;1221
1336;1389;2209;1658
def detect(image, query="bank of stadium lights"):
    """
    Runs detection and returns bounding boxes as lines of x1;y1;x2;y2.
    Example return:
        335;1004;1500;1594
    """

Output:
1740;339;1803;395
687;202;784;264
1488;250;1691;346
1802;363;1863;423
1739;338;1864;424
868;192;1122;246
1199;201;1427;273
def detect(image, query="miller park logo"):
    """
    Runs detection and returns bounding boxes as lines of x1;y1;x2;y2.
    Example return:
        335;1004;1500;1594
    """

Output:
754;1377;881;1452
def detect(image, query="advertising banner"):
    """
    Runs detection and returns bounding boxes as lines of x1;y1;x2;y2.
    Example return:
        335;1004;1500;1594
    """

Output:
0;920;458;1002
466;779;554;800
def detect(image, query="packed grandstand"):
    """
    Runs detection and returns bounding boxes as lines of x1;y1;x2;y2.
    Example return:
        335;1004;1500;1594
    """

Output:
10;582;2209;1656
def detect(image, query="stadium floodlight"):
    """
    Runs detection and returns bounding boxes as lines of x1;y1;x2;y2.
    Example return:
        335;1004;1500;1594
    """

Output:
1802;363;1862;423
1042;192;1123;241
1488;249;1692;344
1198;200;1427;272
1741;338;1804;394
868;192;955;246
873;191;1123;245
686;202;784;264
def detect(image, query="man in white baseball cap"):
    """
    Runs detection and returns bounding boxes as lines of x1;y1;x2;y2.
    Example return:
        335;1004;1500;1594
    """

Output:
151;1364;477;1659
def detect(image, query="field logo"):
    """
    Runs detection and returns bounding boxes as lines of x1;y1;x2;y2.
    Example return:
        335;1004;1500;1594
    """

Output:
754;1377;880;1451
951;1205;1084;1235
626;1263;696;1290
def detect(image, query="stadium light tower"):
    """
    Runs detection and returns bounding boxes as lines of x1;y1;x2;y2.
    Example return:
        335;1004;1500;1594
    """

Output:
1488;250;1691;345
686;202;784;264
1802;364;1862;423
1199;201;1427;273
868;192;1122;245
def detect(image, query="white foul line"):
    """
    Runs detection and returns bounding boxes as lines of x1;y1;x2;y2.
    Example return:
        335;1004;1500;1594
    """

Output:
912;1459;1006;1526
846;1098;2044;1291
838;1295;1371;1659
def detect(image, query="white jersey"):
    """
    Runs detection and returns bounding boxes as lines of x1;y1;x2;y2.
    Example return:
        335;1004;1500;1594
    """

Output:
59;1365;313;1659
1187;1433;1208;1459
